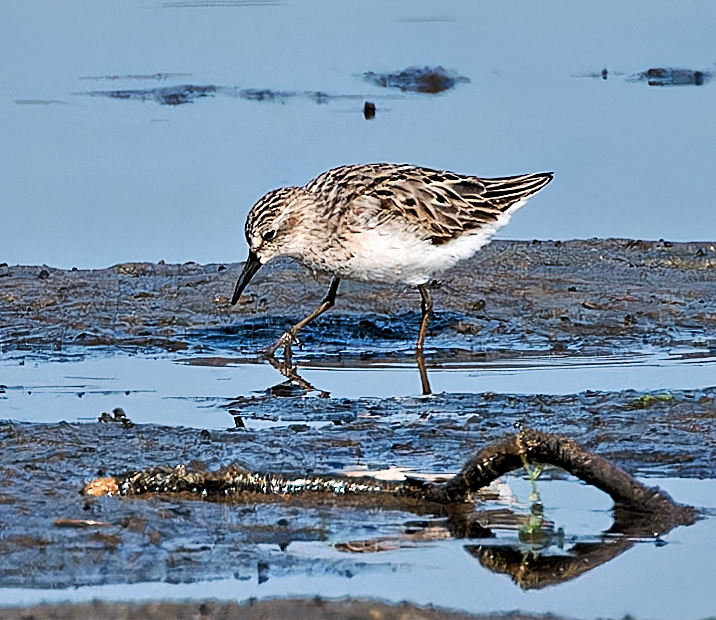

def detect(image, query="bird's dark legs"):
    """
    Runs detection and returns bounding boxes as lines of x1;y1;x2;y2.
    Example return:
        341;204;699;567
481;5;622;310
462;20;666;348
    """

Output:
416;283;432;354
416;283;433;395
262;276;341;357
262;276;431;395
416;350;431;395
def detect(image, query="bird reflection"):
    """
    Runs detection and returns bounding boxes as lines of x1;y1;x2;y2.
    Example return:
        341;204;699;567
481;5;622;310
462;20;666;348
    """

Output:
263;352;432;397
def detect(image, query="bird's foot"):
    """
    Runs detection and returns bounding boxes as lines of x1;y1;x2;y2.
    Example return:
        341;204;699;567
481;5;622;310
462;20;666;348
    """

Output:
261;331;296;358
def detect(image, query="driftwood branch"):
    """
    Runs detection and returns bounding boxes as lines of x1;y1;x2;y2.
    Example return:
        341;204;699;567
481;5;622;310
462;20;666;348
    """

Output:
85;428;696;530
410;428;695;526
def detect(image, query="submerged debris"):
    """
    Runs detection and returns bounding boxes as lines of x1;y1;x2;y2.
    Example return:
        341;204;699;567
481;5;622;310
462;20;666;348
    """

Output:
80;84;217;105
363;66;470;93
85;463;394;499
415;429;695;523
628;68;712;86
81;429;696;589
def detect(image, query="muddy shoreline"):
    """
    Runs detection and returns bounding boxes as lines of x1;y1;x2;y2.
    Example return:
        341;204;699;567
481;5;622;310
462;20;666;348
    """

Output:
2;239;715;354
1;238;715;600
0;382;713;589
0;598;587;620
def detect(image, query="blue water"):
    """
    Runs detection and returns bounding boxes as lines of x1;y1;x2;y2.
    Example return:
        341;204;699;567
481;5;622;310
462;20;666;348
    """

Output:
2;1;716;269
2;347;716;427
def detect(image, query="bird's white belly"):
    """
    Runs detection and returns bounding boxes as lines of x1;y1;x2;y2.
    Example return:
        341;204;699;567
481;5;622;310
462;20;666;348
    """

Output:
334;223;498;285
328;201;526;285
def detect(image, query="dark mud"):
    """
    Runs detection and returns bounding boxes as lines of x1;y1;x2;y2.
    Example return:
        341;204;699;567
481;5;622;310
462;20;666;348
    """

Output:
2;239;714;355
219;386;716;478
0;599;578;620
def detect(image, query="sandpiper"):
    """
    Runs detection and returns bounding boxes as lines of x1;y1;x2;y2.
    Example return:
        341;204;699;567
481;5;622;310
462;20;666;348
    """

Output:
231;163;552;356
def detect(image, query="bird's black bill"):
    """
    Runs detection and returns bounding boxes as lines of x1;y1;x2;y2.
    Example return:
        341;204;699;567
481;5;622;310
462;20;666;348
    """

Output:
231;251;262;304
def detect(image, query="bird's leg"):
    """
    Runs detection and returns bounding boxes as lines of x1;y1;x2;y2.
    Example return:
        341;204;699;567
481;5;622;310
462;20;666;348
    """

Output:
416;283;433;395
416;350;432;396
262;277;341;358
416;283;433;354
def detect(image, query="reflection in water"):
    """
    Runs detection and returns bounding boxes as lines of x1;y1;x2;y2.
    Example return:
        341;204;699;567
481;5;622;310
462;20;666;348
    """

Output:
572;67;620;80
262;348;431;397
338;428;698;590
80;84;218;105
13;99;70;106
52;65;715;113
265;354;330;398
340;497;664;590
575;66;712;87
76;83;394;106
77;72;192;82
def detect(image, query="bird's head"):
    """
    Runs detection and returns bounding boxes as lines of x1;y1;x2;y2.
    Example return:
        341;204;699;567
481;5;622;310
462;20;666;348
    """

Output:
231;187;305;304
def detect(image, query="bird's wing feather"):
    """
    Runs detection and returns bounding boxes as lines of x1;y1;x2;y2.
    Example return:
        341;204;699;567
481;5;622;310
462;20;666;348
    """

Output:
306;164;552;245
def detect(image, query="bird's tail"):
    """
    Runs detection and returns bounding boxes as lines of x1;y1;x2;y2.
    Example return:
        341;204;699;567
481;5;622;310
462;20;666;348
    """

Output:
480;172;553;211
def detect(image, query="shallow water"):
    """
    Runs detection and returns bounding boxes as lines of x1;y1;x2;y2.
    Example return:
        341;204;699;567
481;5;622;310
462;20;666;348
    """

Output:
3;2;716;268
3;347;716;427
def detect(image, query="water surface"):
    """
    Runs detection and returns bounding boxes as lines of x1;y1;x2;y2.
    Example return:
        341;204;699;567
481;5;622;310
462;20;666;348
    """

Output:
3;1;716;268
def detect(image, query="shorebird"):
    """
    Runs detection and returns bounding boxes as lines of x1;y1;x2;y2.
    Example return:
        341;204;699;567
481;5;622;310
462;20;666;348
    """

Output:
231;163;552;358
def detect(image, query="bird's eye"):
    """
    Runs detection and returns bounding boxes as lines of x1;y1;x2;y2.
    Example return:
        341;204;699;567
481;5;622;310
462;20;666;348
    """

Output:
262;230;276;242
